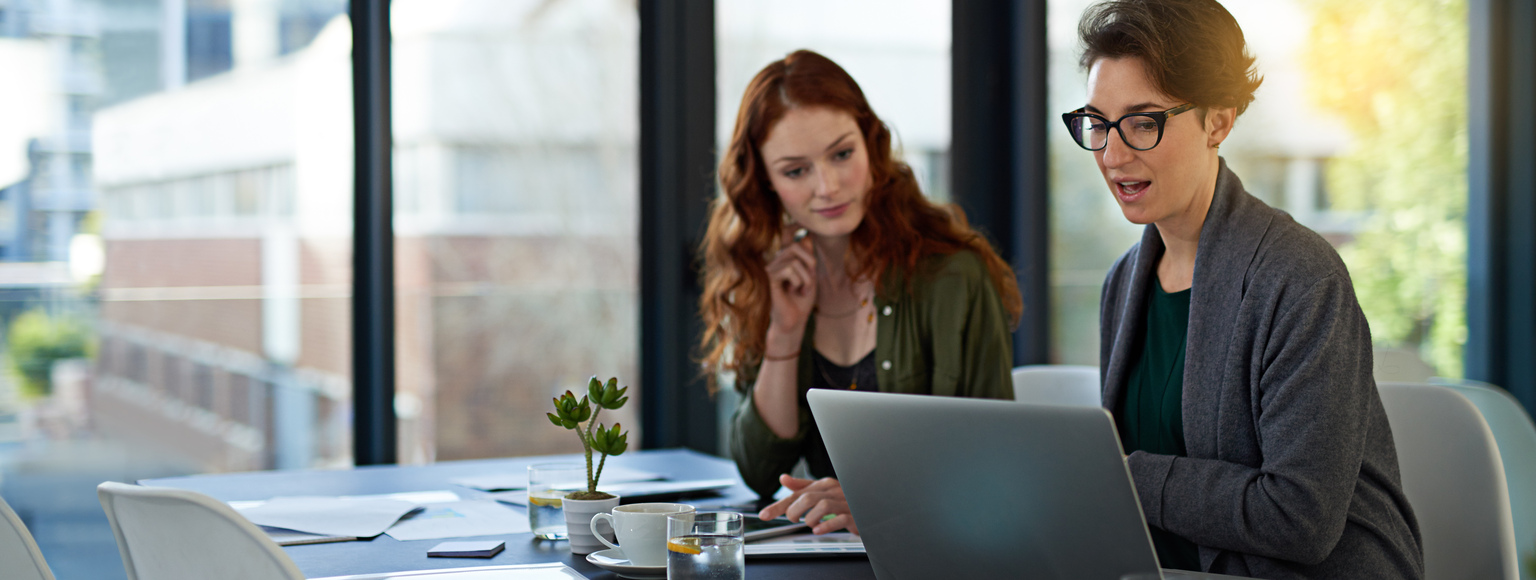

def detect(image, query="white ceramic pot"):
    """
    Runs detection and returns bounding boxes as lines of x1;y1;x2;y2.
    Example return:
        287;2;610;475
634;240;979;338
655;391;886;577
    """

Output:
562;494;620;555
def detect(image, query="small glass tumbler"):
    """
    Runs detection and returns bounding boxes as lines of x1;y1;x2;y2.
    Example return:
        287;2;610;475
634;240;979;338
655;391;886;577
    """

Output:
666;511;745;580
527;463;584;540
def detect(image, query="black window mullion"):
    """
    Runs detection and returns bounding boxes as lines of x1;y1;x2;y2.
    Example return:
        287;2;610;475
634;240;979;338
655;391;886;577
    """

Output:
639;0;716;452
951;0;1051;366
1467;0;1536;414
350;0;396;466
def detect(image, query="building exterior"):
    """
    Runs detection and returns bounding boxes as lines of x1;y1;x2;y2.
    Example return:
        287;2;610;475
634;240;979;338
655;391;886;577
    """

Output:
91;0;641;471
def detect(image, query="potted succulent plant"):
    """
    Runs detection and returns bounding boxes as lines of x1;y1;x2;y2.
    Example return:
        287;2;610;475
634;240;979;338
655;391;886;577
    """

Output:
546;376;630;555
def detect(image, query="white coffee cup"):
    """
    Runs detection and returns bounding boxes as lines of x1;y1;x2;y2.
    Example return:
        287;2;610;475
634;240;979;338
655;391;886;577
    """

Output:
589;502;696;566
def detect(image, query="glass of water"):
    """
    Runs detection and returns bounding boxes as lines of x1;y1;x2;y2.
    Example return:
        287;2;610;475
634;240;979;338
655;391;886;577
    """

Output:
528;463;583;540
667;511;744;580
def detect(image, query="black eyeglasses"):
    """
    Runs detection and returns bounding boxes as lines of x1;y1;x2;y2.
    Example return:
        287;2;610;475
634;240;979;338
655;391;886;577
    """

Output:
1061;104;1197;151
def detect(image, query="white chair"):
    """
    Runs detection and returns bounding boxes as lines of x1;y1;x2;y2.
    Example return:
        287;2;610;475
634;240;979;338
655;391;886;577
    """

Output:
1377;382;1520;580
1433;380;1536;580
1010;364;1101;407
97;481;304;580
1;495;57;580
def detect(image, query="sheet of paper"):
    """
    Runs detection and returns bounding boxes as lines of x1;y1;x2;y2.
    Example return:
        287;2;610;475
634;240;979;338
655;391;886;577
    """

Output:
237;497;420;538
490;478;735;506
230;490;461;511
259;526;359;546
745;532;865;557
309;563;586;580
451;467;663;491
384;500;531;541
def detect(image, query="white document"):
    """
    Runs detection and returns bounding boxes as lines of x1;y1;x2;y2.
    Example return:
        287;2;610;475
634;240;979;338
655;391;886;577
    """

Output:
310;563;586;580
491;478;736;507
259;526;358;546
384;500;531;541
238;496;420;538
451;467;663;491
745;532;865;557
230;490;462;511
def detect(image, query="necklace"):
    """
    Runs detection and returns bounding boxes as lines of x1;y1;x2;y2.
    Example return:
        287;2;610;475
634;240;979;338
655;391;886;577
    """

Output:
814;350;876;391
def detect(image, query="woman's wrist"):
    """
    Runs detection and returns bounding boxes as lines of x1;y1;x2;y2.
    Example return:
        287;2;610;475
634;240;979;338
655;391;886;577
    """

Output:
762;349;800;362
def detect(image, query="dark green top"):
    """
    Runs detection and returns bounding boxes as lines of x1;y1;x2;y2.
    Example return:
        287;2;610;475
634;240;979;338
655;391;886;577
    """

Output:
730;250;1016;498
1117;276;1200;571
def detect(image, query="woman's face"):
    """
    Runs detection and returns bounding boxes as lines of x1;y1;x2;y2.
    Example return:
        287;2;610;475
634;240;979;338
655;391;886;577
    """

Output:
1085;57;1229;226
759;106;873;240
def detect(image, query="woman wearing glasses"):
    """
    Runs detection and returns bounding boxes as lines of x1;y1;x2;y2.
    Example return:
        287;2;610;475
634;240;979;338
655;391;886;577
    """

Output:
1065;0;1422;577
699;50;1022;529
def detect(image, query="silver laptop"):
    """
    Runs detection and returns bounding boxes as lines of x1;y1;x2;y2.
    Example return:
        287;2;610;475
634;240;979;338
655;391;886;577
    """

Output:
807;389;1255;580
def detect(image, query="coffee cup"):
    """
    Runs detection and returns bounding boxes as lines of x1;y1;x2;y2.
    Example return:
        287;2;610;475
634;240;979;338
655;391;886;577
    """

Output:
589;502;695;566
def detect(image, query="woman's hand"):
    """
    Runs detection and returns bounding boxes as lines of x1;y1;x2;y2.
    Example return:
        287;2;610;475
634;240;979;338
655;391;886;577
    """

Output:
765;226;818;341
757;474;859;535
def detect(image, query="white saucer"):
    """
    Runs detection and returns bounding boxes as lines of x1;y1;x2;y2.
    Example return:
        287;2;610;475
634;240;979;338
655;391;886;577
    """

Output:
585;548;666;579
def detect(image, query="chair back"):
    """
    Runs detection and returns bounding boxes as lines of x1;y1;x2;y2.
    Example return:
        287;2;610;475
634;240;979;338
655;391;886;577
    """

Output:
1010;365;1101;407
0;495;56;580
97;481;305;580
1435;380;1536;580
1378;382;1520;580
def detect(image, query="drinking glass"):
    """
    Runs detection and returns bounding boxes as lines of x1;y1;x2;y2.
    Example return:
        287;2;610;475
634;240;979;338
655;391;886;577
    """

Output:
528;463;584;540
667;511;744;580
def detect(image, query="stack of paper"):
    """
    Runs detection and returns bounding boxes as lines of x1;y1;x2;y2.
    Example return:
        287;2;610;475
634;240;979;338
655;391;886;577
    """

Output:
451;467;663;492
233;490;531;544
237;496;421;540
384;500;529;541
490;478;737;506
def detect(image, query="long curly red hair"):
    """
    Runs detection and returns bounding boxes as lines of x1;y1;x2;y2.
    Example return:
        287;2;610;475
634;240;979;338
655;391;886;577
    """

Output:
698;50;1022;393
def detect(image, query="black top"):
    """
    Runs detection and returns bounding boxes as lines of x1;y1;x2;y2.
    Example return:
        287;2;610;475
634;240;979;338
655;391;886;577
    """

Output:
1118;275;1200;571
801;348;879;480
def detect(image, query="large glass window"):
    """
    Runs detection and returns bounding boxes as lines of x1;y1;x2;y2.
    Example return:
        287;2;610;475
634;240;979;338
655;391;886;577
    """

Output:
0;0;350;577
391;0;640;463
1047;0;1467;381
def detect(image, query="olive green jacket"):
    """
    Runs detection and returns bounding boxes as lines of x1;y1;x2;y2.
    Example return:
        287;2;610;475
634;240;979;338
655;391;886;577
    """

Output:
729;250;1016;498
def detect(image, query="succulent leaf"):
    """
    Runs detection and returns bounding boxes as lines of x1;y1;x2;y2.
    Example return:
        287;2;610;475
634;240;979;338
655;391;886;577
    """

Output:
591;422;628;456
551;390;593;426
588;377;603;401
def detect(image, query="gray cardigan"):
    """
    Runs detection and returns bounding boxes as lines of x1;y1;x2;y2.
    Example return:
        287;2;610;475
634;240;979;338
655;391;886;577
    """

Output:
1099;160;1424;579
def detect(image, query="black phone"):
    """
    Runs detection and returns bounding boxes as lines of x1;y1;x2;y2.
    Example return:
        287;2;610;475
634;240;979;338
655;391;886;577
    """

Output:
742;514;810;542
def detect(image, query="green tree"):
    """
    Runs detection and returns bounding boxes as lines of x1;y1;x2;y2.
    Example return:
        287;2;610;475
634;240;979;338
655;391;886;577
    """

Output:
7;309;91;398
1301;0;1467;376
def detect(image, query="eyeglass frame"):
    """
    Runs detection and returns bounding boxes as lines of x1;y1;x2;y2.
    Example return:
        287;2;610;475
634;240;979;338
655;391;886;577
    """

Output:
1060;103;1198;152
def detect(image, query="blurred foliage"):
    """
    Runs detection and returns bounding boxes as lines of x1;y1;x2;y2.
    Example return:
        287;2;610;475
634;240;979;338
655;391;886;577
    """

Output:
1300;0;1467;376
7;309;92;398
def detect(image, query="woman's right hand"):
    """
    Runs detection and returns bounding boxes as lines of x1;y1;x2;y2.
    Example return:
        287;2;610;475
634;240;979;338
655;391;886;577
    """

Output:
766;225;818;338
758;475;859;535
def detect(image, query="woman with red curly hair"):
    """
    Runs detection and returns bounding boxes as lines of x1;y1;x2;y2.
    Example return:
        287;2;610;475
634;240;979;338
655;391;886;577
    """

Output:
698;50;1022;532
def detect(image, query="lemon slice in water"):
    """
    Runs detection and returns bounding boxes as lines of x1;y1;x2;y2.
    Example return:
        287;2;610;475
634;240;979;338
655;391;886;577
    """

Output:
667;538;702;555
527;494;563;508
